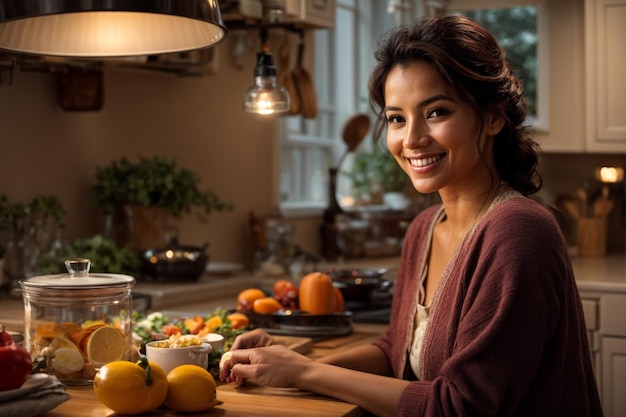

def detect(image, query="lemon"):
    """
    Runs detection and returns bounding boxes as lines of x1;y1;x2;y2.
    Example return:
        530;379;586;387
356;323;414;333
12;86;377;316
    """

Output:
52;347;85;373
86;326;126;364
93;358;169;415
164;365;219;412
50;335;80;350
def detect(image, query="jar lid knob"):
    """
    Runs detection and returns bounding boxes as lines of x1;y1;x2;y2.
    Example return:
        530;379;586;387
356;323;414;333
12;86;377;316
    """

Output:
65;258;91;277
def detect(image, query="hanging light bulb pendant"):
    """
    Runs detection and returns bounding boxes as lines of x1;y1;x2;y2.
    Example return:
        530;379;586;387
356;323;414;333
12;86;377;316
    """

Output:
244;29;290;115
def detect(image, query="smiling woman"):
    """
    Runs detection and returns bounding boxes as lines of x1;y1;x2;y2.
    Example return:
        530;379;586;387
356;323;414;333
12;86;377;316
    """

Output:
221;14;603;417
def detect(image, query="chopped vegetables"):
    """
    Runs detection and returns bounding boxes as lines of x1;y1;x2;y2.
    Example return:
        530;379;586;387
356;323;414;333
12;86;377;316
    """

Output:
131;308;250;370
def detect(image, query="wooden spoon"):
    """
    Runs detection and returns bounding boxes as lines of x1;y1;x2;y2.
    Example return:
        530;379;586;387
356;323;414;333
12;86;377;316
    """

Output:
337;113;370;168
292;38;318;119
277;37;300;115
593;186;614;218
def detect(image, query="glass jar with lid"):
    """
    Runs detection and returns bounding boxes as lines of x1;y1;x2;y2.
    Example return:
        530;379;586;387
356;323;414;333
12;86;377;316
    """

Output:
20;258;135;384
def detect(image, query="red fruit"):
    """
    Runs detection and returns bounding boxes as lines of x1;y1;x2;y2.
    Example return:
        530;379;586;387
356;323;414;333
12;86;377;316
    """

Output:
273;280;299;309
0;324;32;391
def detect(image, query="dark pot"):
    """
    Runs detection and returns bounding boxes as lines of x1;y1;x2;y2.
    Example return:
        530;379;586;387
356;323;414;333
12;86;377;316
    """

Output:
328;268;392;302
141;240;209;282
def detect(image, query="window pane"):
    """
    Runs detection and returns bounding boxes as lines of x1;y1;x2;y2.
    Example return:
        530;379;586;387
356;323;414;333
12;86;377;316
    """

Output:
454;7;539;117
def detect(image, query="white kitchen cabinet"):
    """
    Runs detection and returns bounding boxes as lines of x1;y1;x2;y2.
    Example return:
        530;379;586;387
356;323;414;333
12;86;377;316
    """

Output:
599;293;626;417
585;0;626;152
601;337;626;417
579;289;626;417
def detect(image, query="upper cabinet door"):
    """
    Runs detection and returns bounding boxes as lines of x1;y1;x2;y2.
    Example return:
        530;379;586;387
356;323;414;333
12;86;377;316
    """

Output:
586;0;626;152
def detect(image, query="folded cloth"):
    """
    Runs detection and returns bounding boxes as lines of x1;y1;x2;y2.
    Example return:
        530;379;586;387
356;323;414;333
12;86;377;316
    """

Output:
0;375;70;417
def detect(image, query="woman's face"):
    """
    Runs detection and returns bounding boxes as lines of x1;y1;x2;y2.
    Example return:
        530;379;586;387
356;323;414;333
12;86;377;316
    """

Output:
384;62;497;197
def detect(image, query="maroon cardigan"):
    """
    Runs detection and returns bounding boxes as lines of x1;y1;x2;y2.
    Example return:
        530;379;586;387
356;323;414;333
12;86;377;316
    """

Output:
373;196;603;417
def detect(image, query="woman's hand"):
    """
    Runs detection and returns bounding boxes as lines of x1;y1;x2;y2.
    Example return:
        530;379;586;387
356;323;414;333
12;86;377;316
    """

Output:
219;328;278;383
229;328;276;350
223;344;313;388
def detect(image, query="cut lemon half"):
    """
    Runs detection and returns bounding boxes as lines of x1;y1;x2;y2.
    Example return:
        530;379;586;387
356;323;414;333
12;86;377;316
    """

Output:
52;347;85;374
50;335;80;350
86;326;126;364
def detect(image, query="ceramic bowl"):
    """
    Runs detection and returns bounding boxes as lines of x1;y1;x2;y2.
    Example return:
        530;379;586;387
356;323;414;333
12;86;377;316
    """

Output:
329;268;392;302
145;339;212;375
201;333;224;352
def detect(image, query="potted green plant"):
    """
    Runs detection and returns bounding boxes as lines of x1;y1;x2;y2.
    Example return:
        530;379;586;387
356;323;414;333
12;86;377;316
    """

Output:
37;234;141;277
342;142;409;207
90;156;233;252
0;195;66;294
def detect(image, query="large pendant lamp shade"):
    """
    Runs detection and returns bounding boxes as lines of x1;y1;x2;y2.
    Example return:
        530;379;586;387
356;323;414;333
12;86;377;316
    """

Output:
0;0;228;58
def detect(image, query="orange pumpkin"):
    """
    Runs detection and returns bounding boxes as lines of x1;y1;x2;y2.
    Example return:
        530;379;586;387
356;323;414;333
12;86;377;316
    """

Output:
299;272;336;315
333;286;345;312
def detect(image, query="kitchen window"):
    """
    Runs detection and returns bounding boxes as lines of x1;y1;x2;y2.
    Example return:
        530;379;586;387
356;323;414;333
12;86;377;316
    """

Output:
279;0;388;217
448;0;549;131
279;0;548;216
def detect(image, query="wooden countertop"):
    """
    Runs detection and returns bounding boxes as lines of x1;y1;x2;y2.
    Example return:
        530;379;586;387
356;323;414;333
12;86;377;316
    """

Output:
46;382;370;417
0;293;386;417
45;323;386;417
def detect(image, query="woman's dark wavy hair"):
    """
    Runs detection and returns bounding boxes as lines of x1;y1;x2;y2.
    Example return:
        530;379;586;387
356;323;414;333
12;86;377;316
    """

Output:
368;15;542;196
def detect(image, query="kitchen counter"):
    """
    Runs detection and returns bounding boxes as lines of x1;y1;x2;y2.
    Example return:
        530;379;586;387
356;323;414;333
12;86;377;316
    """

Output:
46;382;372;417
131;256;402;310
42;322;388;417
570;255;626;293
1;255;625;415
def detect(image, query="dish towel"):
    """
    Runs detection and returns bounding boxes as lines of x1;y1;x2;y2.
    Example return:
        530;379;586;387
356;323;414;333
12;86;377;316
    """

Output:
0;375;70;417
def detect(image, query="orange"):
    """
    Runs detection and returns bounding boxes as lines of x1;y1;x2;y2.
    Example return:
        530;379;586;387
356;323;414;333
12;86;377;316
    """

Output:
93;358;168;415
205;315;223;330
226;312;250;330
183;316;205;335
237;288;266;311
73;323;107;354
252;297;283;314
86;326;126;364
164;365;219;413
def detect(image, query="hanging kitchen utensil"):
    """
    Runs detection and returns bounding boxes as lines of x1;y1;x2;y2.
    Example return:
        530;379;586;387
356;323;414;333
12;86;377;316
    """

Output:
337;113;371;168
292;37;317;119
277;35;300;115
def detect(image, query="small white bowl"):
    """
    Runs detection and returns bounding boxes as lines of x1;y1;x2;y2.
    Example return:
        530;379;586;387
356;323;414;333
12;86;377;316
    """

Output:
201;333;224;352
145;340;212;375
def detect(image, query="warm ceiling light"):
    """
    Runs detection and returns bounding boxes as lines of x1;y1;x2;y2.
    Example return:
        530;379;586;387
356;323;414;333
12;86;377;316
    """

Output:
596;167;624;183
243;29;290;115
595;166;625;183
0;0;228;57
